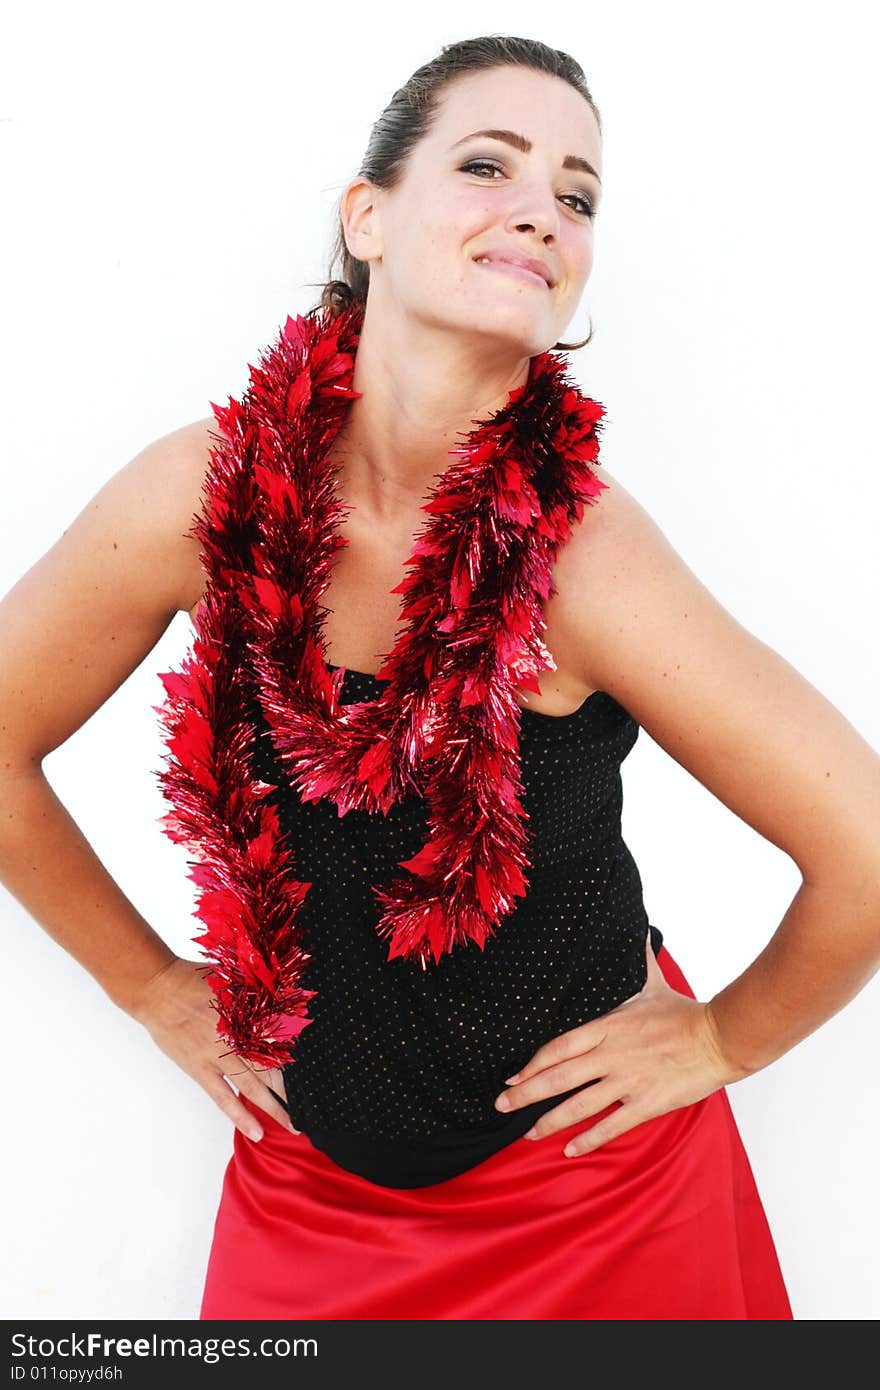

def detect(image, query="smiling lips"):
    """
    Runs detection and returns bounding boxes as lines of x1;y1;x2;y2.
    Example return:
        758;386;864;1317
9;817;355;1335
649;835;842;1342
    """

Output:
473;257;554;289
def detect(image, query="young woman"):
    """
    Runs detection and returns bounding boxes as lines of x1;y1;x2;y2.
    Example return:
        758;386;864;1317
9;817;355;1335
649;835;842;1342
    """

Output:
3;36;879;1321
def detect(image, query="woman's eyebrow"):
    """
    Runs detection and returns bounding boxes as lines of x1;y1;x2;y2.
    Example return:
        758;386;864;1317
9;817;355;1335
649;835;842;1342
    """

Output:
447;128;602;185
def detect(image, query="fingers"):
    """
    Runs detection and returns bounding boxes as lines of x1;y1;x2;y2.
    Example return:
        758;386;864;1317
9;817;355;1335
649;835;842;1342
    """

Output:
504;951;660;1090
214;1059;301;1138
247;1086;302;1137
202;1074;270;1142
252;1064;285;1098
519;1081;621;1142
139;962;304;1140
238;1061;301;1136
561;1103;639;1158
502;1020;607;1089
496;1055;604;1116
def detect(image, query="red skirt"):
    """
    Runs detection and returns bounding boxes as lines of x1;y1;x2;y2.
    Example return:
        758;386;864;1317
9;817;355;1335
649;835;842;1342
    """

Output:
200;945;793;1320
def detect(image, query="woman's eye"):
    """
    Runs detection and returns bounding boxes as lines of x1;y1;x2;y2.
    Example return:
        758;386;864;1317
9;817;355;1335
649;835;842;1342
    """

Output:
459;159;595;219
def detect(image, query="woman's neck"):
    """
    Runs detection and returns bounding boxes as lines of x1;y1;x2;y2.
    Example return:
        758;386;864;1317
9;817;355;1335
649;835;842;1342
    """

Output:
332;308;531;518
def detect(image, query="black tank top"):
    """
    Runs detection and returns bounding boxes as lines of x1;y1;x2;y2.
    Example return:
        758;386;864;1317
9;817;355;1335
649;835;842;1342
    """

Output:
250;663;664;1189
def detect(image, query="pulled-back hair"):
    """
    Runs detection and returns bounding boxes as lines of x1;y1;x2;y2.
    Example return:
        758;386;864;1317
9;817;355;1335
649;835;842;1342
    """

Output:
306;35;602;352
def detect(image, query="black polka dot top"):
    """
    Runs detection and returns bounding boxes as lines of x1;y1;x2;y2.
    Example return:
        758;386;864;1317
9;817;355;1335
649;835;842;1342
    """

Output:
248;664;664;1189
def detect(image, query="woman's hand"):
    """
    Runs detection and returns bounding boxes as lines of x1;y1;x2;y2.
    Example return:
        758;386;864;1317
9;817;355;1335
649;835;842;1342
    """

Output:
494;933;746;1158
131;956;300;1141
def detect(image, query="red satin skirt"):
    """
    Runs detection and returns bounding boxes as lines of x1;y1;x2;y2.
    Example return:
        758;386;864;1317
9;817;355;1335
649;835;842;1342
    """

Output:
200;945;793;1320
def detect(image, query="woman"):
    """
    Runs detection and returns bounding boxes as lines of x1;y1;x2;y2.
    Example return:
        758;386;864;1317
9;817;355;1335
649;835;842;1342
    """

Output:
3;35;878;1321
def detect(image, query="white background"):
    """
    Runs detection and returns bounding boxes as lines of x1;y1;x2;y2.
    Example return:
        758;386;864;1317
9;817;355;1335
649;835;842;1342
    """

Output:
1;0;877;1321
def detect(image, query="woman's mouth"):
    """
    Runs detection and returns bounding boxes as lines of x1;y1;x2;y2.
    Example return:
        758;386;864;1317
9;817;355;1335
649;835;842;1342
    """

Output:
473;258;551;290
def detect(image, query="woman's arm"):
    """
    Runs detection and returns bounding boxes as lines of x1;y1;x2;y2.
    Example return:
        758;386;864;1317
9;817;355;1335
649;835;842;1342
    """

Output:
0;420;296;1141
563;468;880;1079
0;421;210;1014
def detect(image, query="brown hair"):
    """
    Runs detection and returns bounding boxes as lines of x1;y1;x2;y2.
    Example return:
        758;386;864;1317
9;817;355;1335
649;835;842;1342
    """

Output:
306;34;602;352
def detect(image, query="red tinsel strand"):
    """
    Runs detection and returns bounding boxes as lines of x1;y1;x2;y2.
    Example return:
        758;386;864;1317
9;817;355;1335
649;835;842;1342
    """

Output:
154;410;318;1068
154;298;609;1060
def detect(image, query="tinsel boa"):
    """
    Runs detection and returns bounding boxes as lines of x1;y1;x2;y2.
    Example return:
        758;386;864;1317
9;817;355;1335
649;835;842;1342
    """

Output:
154;300;608;1068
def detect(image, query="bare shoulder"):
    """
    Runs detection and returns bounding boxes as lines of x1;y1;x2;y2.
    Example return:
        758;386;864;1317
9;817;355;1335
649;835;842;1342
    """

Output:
554;463;675;692
559;464;880;882
564;463;661;582
135;415;217;618
64;413;218;621
561;459;770;720
558;462;716;687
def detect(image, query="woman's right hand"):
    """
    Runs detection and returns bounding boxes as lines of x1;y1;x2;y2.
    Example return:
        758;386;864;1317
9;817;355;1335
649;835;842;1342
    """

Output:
131;956;301;1141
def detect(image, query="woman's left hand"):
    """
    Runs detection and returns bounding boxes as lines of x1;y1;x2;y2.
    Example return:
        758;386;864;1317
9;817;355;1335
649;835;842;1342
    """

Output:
494;933;747;1158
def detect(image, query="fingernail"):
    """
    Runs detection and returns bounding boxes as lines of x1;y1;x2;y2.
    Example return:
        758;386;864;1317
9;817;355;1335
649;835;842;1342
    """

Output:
495;1093;511;1111
524;1127;538;1139
504;1073;519;1084
249;1127;263;1142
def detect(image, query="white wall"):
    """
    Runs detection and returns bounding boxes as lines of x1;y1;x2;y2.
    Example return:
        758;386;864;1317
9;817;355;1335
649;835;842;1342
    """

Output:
1;0;877;1321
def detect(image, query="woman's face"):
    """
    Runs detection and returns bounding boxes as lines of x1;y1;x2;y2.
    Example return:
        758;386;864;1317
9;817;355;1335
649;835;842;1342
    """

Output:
345;66;603;358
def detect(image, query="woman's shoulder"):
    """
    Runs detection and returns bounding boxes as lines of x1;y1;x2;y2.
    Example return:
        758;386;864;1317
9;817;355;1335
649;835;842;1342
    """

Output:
551;464;677;689
83;414;219;625
143;416;219;624
570;463;653;553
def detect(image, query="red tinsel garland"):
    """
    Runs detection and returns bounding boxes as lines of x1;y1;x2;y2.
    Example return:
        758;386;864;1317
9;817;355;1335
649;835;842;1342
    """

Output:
153;300;608;1068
